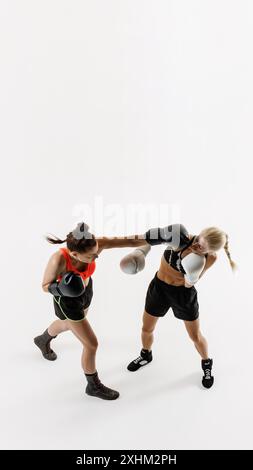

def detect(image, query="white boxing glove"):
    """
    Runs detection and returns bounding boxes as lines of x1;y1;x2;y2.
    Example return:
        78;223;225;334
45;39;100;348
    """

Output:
181;252;206;285
120;245;151;274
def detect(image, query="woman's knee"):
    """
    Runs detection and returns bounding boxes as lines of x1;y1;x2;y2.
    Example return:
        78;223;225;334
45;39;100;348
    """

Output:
188;330;201;343
68;318;98;350
61;320;70;332
142;324;155;335
84;336;99;351
142;311;158;335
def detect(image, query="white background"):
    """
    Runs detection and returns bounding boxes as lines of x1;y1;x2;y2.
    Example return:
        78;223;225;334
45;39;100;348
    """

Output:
0;0;252;450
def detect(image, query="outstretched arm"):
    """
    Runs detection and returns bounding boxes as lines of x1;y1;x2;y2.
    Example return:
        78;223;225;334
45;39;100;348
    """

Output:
97;223;189;252
97;235;148;252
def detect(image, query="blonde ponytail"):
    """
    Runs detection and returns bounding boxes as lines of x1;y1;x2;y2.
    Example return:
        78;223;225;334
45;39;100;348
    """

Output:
224;234;237;272
200;227;237;272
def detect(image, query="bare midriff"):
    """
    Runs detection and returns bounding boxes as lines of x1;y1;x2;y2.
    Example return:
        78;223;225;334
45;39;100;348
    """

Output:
157;243;195;287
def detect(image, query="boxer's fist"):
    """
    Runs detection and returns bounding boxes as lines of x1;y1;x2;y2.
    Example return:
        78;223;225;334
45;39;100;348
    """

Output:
120;245;151;274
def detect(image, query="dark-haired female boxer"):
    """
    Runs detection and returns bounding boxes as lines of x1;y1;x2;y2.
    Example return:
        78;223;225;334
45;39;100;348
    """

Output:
34;222;149;401
122;224;236;389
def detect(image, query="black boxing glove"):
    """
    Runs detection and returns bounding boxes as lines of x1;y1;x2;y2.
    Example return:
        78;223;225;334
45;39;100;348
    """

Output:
145;223;189;250
48;272;85;297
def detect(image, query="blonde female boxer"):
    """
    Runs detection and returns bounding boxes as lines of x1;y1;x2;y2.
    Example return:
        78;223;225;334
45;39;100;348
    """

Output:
34;222;149;401
120;224;236;388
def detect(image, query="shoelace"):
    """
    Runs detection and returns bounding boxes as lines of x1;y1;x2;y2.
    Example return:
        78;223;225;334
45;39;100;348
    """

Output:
134;356;143;364
93;376;111;392
97;383;108;392
204;368;211;380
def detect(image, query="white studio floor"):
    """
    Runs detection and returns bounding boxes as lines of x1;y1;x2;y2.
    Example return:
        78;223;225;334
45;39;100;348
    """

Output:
1;0;252;450
0;248;251;450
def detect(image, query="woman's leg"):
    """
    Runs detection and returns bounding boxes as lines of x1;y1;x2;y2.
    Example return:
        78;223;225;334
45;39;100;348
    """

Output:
67;315;98;374
141;310;160;351
127;310;159;372
34;320;70;361
184;318;208;360
184;318;214;388
48;319;69;336
68;313;119;400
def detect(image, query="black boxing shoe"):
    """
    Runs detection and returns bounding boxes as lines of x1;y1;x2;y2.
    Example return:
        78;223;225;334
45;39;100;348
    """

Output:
201;358;214;388
127;349;153;372
85;372;120;400
34;329;57;361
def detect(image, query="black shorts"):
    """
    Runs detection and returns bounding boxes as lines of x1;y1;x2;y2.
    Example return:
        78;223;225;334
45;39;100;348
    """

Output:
145;272;199;321
53;277;93;322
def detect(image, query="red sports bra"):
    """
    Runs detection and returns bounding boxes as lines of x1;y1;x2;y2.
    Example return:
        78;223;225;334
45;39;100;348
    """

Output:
58;248;96;281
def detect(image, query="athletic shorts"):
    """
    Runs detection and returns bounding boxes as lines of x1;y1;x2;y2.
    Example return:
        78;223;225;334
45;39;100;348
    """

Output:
53;277;93;322
145;272;199;321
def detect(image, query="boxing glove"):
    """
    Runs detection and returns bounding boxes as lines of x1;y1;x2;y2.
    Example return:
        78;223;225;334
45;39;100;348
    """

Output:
120;245;151;274
145;223;189;250
181;253;206;285
48;272;86;297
